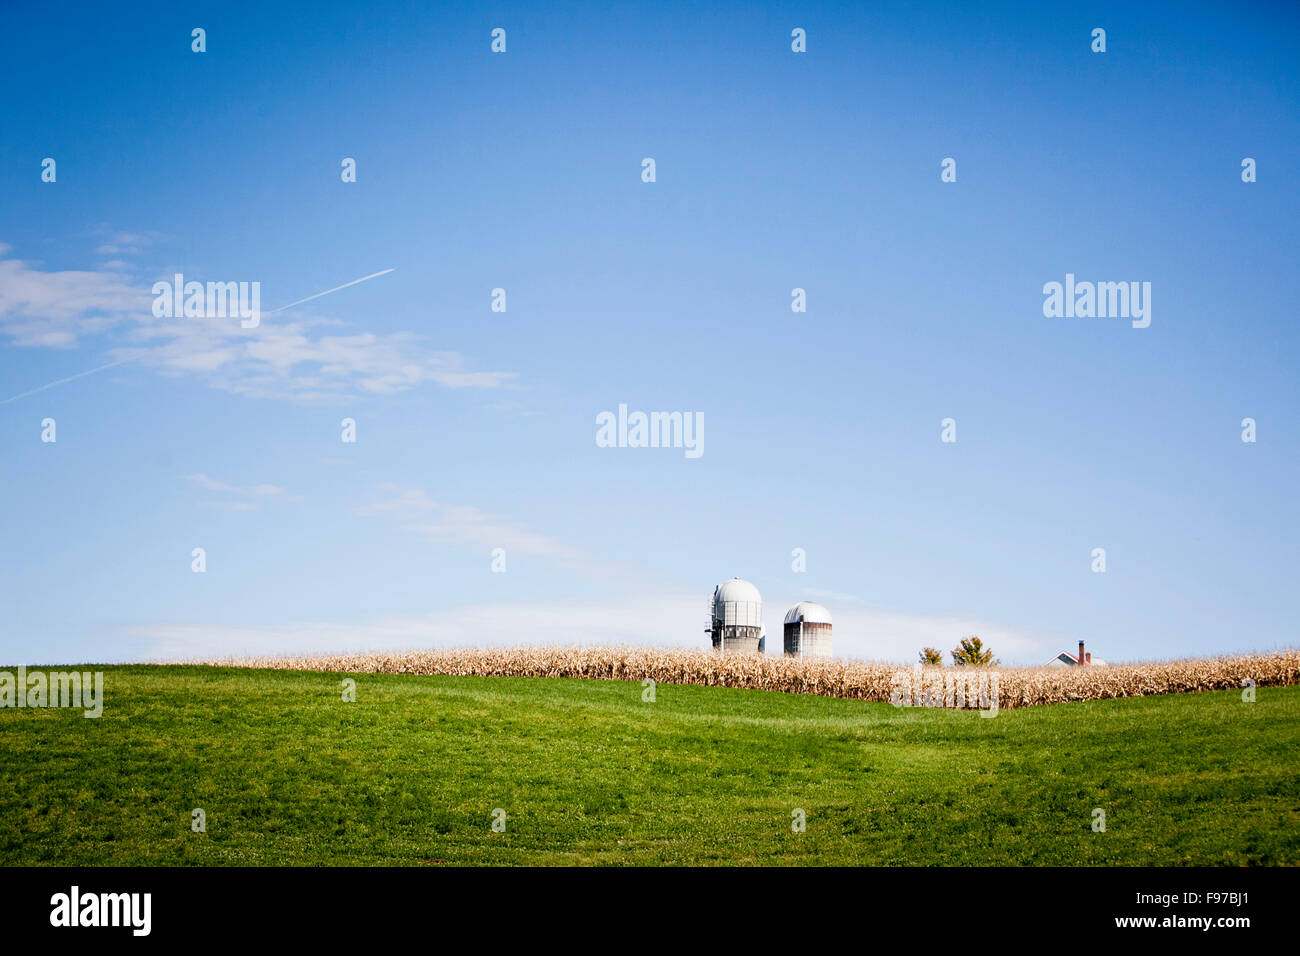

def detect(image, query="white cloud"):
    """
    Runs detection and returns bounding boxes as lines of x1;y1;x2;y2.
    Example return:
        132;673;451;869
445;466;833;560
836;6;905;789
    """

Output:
0;246;519;403
134;594;707;662
0;253;148;347
781;599;1068;666
128;590;1065;666
121;311;519;402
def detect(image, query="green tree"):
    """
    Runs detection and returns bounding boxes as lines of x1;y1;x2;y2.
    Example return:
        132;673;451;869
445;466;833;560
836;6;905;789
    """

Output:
918;647;944;666
950;636;998;666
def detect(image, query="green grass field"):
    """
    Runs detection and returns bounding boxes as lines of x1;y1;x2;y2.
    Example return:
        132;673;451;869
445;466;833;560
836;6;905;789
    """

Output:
1;666;1296;865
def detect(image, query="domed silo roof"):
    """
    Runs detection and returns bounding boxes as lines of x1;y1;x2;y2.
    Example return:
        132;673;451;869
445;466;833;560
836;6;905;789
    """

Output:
713;577;762;628
784;601;832;625
715;577;761;606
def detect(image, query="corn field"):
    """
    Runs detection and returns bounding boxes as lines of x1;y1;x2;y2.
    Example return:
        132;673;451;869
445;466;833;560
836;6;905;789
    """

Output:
194;646;1300;710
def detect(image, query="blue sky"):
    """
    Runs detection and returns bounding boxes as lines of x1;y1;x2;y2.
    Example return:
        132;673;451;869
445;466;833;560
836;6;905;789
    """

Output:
1;0;1297;665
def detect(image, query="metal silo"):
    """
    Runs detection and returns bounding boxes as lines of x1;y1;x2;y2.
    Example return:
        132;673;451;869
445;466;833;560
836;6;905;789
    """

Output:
708;578;763;654
783;602;832;658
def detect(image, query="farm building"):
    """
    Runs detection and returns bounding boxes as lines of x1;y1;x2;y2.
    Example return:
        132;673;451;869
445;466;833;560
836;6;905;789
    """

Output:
783;602;833;658
1047;640;1107;667
708;578;764;654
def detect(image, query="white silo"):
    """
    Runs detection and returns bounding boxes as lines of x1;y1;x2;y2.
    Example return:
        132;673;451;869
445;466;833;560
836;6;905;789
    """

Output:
709;578;763;654
784;602;832;658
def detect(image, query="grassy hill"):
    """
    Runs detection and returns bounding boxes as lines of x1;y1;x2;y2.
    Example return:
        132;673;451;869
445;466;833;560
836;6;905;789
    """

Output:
1;665;1296;865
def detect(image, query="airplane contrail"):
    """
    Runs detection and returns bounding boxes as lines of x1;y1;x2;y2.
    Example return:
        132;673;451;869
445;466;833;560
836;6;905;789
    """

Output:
264;268;395;315
0;355;142;405
0;268;395;405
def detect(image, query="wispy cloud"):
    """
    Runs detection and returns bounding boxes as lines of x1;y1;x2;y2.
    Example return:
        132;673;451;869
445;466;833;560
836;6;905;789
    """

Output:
485;398;544;418
356;484;583;563
185;473;300;511
801;587;867;605
86;225;160;260
94;239;145;257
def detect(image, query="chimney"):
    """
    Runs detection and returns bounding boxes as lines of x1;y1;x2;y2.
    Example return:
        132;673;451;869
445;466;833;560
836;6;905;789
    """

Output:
1078;640;1086;665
